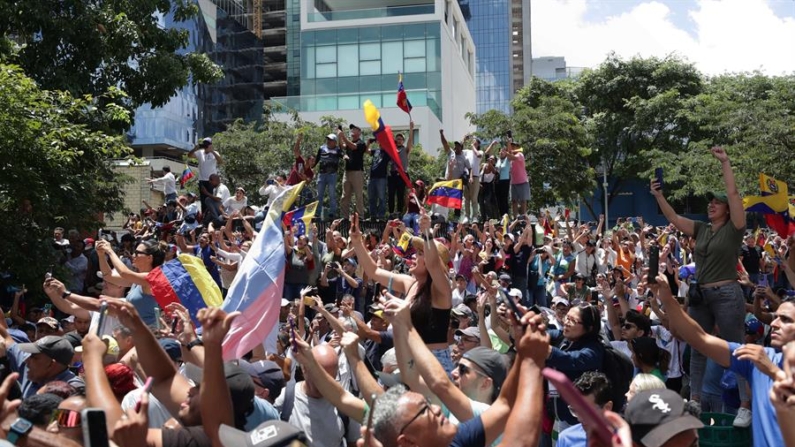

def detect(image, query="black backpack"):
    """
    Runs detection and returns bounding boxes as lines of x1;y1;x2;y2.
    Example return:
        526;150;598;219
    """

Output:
601;342;634;411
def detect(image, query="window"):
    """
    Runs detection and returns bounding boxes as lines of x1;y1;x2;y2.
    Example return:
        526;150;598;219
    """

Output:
381;41;403;75
360;43;380;60
316;63;337;78
316;46;336;63
360;60;380;76
338;44;358;77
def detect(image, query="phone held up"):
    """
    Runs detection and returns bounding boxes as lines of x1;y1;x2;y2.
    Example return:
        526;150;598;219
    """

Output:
82;408;110;447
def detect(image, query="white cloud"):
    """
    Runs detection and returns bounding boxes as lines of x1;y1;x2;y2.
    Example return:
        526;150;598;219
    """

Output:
531;0;795;75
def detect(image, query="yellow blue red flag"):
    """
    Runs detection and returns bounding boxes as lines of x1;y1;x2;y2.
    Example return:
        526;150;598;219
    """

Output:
427;179;463;209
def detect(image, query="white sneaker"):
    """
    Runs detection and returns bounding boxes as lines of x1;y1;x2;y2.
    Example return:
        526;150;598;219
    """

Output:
733;407;752;428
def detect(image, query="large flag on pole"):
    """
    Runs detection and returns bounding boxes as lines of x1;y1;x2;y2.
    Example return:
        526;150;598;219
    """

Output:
396;73;413;114
221;182;305;359
363;100;412;188
426;179;463;209
743;173;788;214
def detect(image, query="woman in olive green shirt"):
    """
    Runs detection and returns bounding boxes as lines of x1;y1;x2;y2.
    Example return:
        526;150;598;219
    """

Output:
650;146;751;427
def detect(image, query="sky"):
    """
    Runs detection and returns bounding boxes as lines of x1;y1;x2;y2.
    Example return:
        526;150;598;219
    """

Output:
531;0;795;75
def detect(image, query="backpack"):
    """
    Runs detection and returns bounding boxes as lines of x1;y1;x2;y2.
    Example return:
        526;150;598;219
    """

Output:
601;342;634;411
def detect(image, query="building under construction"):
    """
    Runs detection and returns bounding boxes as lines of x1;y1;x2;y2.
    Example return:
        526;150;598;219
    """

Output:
199;0;294;134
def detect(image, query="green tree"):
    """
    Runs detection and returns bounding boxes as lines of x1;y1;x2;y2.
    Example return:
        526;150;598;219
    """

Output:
650;73;795;199
0;0;222;111
576;54;704;213
0;64;131;290
468;78;595;214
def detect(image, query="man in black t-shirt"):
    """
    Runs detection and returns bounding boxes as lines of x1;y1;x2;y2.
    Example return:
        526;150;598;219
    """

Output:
368;139;391;220
740;234;764;282
312;134;342;221
339;124;366;218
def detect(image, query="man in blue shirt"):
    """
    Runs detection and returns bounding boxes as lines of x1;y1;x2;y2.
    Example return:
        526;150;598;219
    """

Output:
0;323;85;398
655;273;786;447
238;359;284;429
557;372;613;447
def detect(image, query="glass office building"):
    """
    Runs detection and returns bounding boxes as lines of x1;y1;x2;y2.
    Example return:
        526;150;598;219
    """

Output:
465;0;511;114
291;23;443;119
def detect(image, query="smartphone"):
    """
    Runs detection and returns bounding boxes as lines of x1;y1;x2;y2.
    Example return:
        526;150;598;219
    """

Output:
759;275;768;288
591;290;599;302
95;301;108;335
45;265;54;281
303;296;315;306
154;306;162;331
389;221;400;227
364;393;378;447
498;289;525;321
647;245;659;284
171;314;179;334
542;368;614;445
81;408;110;447
654;167;663;190
507;130;513;139
135;377;154;412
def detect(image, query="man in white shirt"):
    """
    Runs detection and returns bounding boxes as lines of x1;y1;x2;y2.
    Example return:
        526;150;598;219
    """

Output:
188;137;223;213
258;174;287;210
463;137;482;222
202;174;230;225
147;166;177;202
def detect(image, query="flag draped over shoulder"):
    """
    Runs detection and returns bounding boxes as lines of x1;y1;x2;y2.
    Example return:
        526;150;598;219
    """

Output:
282;201;317;236
147;254;224;324
179;165;195;188
396;73;412;114
221;182;305;360
426;179;463;209
363;100;412;188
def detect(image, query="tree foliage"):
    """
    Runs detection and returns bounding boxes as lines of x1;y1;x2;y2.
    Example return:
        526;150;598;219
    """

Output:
0;64;132;290
0;0;222;111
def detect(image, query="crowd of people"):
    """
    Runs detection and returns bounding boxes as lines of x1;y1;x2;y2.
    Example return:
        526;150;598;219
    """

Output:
2;133;795;447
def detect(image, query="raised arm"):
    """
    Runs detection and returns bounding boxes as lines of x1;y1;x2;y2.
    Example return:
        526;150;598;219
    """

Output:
292;134;303;158
349;213;414;294
650;179;695;236
417;210;451;305
711;147;745;230
653;274;730;367
440;129;451;154
340;332;383;405
311;296;347;337
599;279;622;340
97;240;149;287
406;121;414;154
82;333;124;437
42;279;93;320
292;330;367;422
197;308;238;447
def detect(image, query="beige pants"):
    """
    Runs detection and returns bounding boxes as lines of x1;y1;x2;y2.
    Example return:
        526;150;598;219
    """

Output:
465;177;481;220
341;170;365;216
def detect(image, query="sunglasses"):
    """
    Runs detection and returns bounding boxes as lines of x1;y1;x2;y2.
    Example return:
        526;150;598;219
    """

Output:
622;323;637;330
51;408;81;428
133;250;150;257
457;362;487;378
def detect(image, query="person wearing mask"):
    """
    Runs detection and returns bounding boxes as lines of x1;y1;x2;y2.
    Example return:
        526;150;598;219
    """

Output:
312;133;342;221
388;122;413;216
188;137;223;213
339;123;366;219
651;146;750;427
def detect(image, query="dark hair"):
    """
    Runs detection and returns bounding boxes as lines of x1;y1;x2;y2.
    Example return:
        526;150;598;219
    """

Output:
162;166;171;173
35;381;77;399
139;239;165;267
624;310;652;337
631;337;671;375
18;393;64;426
573;371;612;407
576;303;602;340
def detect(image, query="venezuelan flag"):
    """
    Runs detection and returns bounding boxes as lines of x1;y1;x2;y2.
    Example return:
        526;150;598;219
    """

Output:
146;254;224;324
220;182;304;360
282;201;317;236
427;179;463;209
744;173;788;214
179;165;195;188
363;100;412;189
392;231;416;258
396;73;412;114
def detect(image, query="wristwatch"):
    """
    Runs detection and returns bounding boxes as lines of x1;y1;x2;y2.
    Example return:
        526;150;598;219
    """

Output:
6;417;33;445
62;291;72;299
185;339;203;351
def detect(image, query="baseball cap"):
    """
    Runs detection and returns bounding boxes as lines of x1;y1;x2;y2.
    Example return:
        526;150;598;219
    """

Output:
280;299;290;308
184;363;255;417
455;327;481;339
345;258;358;268
349;123;361;130
238;360;286;399
17;336;74;366
37;317;60;330
552;297;570;307
625;389;703;447
463;294;478;305
507;288;522;298
451;304;474;318
187;192;197;199
158;338;183;362
83;238;95;249
461;347;507;392
63;332;83;348
202;137;213;145
371;310;385;320
75;335;120;356
236;187;246;194
705;191;729;204
745;318;765;336
499;273;512;283
324;303;340;314
218;420;309;447
326;133;337;141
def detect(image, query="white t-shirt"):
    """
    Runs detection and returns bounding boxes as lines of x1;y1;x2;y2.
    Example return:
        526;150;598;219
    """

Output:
153;172;177;195
274;382;361;447
464;149;482;177
195;150;219;181
610;340;632;360
258;184;287;208
452;288;467;308
223;196;248;214
214;184;231;204
121;387;174;428
652;325;683;379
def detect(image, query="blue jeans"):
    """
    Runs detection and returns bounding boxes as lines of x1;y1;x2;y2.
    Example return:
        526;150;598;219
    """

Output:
403;212;419;233
368;177;387;219
528;284;548;308
316;172;338;220
688;282;750;404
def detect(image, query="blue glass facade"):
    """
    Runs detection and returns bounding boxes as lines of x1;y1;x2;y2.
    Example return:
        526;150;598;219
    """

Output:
288;23;443;118
464;0;512;115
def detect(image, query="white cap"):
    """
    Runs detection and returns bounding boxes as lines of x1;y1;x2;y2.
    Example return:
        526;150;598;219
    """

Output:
507;288;523;298
326;133;338;141
552;297;570;307
280;299;290;307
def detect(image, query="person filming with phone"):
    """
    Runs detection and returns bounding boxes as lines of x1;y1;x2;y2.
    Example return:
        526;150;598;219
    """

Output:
650;146;751;427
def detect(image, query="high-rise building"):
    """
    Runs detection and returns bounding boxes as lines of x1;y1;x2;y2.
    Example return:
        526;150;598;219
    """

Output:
270;0;477;154
531;56;584;82
463;0;531;115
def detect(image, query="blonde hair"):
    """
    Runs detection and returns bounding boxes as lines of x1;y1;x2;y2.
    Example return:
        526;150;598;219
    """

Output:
631;373;666;394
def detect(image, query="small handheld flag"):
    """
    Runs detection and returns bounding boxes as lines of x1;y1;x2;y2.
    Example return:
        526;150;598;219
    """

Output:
146;254;224;324
426;179;463;209
392;231;416;258
282;201;318;236
396;73;413;115
179;165;195;188
364;100;412;188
